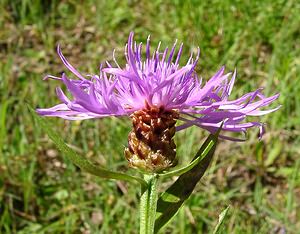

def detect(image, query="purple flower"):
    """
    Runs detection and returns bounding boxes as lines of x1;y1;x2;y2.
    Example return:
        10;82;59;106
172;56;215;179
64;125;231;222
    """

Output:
37;32;280;141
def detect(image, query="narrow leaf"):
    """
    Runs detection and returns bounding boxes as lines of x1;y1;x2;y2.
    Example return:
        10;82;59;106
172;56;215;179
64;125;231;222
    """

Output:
212;206;230;234
154;127;221;233
159;140;215;179
28;106;147;188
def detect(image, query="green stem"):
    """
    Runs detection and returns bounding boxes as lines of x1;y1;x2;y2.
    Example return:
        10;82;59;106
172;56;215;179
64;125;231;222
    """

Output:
140;174;159;234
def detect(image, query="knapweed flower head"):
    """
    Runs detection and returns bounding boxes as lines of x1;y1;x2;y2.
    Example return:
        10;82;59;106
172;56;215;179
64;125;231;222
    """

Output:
37;32;280;172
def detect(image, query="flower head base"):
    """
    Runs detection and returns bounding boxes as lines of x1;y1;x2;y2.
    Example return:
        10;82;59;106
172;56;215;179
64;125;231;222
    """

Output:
125;104;179;172
37;32;280;172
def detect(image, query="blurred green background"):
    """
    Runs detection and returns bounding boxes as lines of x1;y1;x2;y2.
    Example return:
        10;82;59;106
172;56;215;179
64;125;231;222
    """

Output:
0;0;299;233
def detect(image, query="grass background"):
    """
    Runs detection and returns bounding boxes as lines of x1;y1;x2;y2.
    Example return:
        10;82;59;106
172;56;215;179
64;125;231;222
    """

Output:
0;0;299;233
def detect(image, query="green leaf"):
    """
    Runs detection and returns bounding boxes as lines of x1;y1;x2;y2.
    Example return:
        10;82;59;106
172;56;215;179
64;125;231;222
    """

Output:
159;139;215;179
212;206;230;234
154;127;221;233
28;105;147;188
